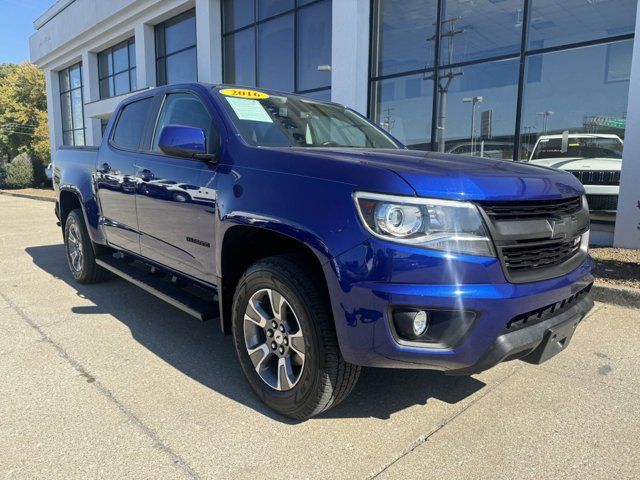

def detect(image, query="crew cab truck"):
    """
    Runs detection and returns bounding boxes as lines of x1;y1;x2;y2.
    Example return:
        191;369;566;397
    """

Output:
53;83;595;419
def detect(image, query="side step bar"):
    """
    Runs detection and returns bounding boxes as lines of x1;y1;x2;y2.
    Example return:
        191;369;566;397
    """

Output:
95;255;218;322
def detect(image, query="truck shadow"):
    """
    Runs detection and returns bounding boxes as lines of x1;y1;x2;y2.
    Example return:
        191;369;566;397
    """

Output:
26;244;486;422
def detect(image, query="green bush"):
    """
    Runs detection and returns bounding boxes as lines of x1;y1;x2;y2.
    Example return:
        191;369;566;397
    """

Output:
4;153;35;189
0;162;7;188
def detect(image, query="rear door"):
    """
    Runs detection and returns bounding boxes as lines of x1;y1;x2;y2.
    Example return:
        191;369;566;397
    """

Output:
134;89;221;284
96;95;155;253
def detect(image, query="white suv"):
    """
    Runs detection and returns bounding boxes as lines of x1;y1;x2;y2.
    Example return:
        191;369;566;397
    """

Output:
527;133;623;222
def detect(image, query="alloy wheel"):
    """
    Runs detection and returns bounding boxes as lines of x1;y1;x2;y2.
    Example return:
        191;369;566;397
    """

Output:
243;288;305;391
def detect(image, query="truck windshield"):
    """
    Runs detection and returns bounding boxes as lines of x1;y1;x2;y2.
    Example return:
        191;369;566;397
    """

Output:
215;88;401;149
531;136;623;160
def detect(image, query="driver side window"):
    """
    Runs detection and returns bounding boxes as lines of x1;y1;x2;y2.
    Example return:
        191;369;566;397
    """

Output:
152;92;218;154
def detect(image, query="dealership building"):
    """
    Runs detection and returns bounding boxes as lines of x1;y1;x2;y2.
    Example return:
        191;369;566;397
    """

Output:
30;0;640;247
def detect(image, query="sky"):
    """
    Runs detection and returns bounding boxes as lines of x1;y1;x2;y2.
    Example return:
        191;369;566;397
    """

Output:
0;0;54;64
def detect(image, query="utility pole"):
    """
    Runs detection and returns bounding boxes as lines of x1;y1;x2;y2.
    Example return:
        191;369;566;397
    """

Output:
463;96;483;155
425;17;464;153
536;111;554;134
381;107;395;132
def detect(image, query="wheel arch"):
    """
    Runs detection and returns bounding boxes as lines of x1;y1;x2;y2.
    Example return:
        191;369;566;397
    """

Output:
218;225;330;335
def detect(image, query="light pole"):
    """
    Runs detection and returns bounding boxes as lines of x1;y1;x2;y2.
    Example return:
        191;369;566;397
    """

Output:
463;96;483;155
536;111;554;134
425;17;464;152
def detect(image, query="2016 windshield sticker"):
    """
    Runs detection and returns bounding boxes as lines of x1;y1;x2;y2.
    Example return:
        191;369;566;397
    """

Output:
226;97;273;123
219;88;269;99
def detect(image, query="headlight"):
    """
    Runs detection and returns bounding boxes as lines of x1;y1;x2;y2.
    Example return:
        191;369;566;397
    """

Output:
354;192;495;257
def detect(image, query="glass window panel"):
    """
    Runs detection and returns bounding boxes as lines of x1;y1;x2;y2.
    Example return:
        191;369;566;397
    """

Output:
520;41;632;163
73;129;85;147
130;68;137;91
71;89;84;131
440;0;523;65
99;78;113;99
129;40;136;68
258;0;294;20
112;42;129;73
436;59;519;158
165;10;197;55
224;28;256;85
152;93;214;151
297;0;332;91
165;48;198;84
297;0;316;5
60;91;72;131
301;89;332;102
114;72;130;96
59;69;70;92
528;0;637;50
257;14;294;91
371;0;437;77
155;24;166;58
63;131;73;146
371;73;433;150
69;64;82;89
223;0;254;32
98;51;110;79
113;97;154;149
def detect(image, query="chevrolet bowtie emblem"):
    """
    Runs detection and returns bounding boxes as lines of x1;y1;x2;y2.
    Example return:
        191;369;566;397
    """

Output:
549;216;579;238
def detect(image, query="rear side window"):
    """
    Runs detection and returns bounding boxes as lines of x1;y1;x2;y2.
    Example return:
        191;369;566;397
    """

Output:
112;97;154;149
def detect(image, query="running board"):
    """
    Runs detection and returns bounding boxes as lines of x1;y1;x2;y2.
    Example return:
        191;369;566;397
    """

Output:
95;255;218;322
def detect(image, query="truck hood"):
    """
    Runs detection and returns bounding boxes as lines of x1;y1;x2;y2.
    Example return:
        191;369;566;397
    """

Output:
286;147;585;201
527;157;622;172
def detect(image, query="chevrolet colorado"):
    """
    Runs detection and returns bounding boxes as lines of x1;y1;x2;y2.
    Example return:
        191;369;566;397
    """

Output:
53;83;594;419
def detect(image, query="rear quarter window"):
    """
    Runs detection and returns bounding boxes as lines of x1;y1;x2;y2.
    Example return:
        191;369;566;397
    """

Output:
112;97;154;149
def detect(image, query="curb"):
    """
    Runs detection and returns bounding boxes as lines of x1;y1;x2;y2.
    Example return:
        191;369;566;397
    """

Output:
592;283;640;309
0;190;56;203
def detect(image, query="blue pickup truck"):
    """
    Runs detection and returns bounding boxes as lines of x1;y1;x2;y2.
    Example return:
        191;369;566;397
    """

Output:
53;83;594;419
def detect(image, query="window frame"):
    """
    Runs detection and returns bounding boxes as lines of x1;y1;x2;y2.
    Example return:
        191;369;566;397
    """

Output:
221;0;332;97
59;62;85;146
368;0;636;157
108;94;158;153
155;8;198;86
149;90;220;159
97;37;137;99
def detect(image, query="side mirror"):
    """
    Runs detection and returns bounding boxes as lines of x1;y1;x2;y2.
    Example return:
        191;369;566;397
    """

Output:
158;125;216;162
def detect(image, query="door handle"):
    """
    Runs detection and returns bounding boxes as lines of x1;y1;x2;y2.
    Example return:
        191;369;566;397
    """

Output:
140;169;154;181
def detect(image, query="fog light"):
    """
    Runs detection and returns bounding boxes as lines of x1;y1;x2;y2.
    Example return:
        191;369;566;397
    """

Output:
413;311;429;336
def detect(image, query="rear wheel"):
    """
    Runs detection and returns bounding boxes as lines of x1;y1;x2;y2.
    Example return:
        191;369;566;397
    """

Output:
64;209;109;284
232;255;360;420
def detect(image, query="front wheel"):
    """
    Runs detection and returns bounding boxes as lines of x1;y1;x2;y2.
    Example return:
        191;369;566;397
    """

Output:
232;255;360;420
64;209;109;284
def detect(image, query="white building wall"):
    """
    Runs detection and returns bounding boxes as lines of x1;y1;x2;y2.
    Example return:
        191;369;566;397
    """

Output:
613;4;640;248
30;0;200;149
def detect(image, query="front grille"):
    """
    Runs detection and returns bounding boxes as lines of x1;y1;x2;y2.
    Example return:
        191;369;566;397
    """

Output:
569;170;620;186
506;283;592;331
501;236;583;271
586;194;618;212
478;197;582;221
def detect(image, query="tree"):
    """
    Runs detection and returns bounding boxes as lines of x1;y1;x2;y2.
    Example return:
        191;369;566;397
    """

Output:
0;62;50;169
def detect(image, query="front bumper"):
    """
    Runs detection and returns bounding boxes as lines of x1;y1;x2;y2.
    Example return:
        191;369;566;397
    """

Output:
324;239;595;373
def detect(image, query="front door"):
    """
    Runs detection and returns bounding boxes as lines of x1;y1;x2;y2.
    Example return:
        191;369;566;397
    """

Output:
135;91;221;284
96;96;155;253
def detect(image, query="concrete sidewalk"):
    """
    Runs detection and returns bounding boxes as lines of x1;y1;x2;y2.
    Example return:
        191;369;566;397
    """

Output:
0;195;638;479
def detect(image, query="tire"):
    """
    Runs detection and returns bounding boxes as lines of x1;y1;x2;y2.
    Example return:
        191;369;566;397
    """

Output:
64;209;109;284
232;255;360;420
